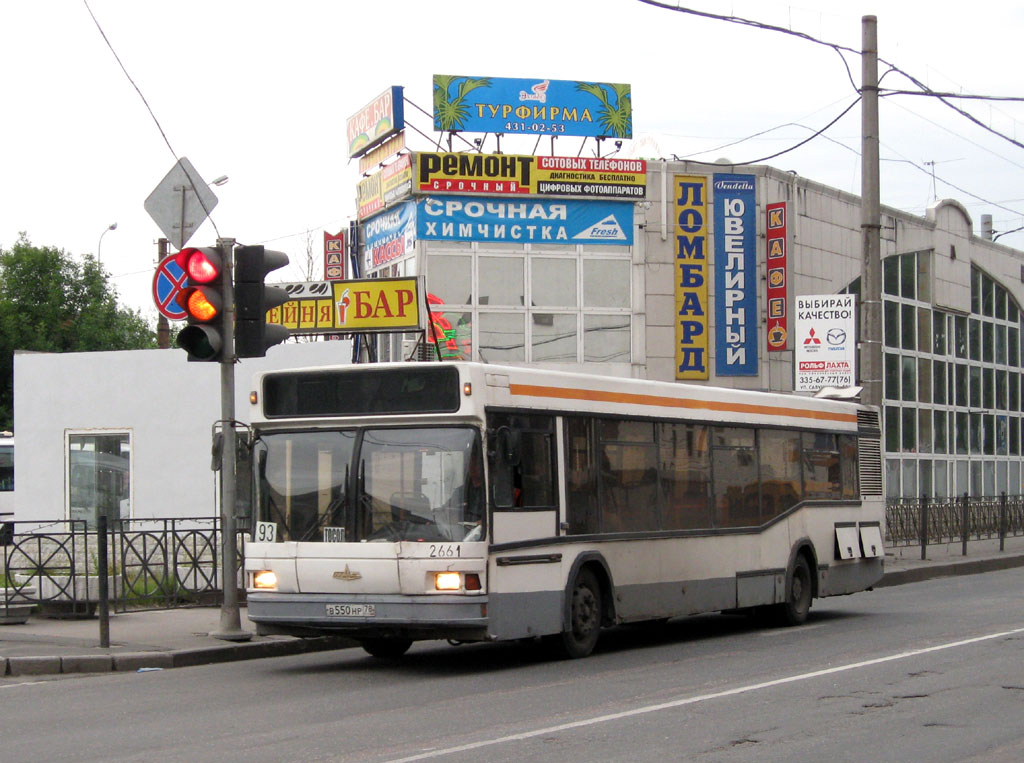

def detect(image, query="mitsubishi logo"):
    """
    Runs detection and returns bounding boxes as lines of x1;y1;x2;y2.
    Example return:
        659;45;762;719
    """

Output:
333;565;362;581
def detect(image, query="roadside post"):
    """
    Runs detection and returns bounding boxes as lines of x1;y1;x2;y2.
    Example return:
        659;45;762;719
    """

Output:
920;493;929;560
961;492;969;557
97;512;109;648
210;237;251;642
1000;492;1008;552
147;161;250;641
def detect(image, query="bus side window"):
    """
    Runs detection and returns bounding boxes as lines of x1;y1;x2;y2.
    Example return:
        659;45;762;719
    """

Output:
487;413;556;511
565;417;598;534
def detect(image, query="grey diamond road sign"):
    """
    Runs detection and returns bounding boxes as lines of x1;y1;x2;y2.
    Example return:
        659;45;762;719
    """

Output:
144;157;219;250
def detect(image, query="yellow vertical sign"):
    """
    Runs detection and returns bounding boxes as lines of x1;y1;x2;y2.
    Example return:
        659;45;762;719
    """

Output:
674;175;709;380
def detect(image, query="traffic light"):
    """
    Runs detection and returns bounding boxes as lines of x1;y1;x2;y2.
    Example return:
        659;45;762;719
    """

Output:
175;245;226;361
234;244;291;358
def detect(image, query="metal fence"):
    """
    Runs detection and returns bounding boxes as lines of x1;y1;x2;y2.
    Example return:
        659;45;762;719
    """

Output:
1;517;245;617
886;494;1024;557
5;498;1023;617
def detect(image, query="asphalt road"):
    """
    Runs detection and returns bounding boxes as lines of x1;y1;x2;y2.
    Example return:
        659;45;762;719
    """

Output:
2;568;1023;762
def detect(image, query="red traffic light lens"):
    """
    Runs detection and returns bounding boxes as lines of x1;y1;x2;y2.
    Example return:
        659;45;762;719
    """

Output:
175;247;221;284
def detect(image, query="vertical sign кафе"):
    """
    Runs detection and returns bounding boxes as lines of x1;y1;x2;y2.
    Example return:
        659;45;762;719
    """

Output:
765;201;788;351
324;231;345;281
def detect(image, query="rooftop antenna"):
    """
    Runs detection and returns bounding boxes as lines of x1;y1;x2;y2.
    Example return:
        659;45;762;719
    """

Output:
923;158;963;200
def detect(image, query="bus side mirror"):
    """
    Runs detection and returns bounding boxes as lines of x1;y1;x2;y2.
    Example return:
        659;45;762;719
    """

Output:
496;427;521;466
491;427;520;509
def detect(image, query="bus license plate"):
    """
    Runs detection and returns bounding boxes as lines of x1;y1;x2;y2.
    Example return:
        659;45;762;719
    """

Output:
326;603;376;617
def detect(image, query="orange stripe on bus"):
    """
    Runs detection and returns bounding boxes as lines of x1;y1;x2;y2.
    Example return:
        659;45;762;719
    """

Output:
508;383;858;424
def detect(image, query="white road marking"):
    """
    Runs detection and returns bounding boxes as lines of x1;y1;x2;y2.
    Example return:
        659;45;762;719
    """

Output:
388;625;1024;762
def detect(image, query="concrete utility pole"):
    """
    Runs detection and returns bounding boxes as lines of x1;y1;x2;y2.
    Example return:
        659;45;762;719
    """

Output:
211;236;251;642
860;15;883;410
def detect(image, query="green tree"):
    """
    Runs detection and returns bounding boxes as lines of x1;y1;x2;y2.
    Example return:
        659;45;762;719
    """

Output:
0;234;157;429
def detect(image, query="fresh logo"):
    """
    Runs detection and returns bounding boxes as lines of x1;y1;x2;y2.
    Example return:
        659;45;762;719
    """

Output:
573;214;626;241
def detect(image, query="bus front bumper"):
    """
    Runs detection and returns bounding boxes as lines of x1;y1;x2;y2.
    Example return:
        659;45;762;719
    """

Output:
246;591;491;641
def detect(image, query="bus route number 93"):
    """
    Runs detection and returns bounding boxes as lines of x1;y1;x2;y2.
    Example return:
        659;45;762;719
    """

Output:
430;544;461;558
253;521;277;543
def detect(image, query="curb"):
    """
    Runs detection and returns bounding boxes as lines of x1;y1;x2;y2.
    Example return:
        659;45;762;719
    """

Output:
3;635;355;677
6;557;1024;677
878;553;1024;588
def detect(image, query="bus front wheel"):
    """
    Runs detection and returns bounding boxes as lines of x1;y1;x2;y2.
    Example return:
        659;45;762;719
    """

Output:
776;555;813;626
558;568;603;658
360;637;413;659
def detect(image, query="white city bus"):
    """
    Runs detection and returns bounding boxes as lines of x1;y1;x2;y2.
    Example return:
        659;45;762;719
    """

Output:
244;362;884;659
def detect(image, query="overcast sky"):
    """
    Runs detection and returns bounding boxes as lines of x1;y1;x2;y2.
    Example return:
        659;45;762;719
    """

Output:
2;0;1022;319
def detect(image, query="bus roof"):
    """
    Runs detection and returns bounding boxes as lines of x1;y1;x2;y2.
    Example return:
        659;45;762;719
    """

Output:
251;362;873;432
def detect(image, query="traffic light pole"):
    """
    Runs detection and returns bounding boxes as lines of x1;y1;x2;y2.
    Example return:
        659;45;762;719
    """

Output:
211;236;252;642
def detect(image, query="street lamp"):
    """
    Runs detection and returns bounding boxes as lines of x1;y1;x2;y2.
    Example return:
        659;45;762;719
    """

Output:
98;222;118;264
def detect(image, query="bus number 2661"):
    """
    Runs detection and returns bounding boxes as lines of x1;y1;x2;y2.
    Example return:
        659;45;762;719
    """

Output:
429;544;461;558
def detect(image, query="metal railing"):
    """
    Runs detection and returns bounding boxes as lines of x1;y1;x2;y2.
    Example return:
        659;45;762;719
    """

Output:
886;493;1024;557
1;517;245;616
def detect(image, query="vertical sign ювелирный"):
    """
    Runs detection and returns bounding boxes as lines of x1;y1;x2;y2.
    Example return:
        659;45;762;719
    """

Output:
674;175;709;380
714;174;758;376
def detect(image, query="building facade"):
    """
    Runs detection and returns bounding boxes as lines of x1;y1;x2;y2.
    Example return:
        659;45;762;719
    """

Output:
361;158;1024;500
12;340;351;524
12;161;1022;519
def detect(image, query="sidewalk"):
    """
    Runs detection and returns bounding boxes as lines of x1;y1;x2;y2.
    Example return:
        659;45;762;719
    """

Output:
3;538;1024;678
0;606;354;677
879;535;1024;587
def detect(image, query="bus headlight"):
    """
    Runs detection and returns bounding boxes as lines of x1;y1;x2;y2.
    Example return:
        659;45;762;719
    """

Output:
434;571;462;591
252;570;278;590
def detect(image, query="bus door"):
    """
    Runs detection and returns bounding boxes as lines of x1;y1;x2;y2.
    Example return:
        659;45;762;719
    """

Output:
487;413;559;544
487;412;563;638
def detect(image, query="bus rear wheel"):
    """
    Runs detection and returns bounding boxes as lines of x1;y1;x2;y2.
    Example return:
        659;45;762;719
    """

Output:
360;637;413;659
558;568;603;659
776;555;813;626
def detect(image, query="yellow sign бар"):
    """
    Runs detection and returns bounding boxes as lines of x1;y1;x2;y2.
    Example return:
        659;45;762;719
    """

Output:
267;277;423;334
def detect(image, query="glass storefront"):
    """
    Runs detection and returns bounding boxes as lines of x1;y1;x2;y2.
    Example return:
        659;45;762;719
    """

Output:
882;254;1022;498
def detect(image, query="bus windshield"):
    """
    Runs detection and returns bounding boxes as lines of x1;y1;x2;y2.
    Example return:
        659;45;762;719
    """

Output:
256;427;485;543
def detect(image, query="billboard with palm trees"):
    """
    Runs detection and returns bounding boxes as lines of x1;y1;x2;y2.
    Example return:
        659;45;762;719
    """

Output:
433;75;632;139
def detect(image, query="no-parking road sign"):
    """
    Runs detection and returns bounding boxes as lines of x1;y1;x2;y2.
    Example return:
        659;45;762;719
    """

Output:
152;254;188;320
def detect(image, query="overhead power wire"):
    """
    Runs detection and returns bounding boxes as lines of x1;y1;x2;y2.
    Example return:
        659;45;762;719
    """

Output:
994;226;1024;242
636;1;1024;154
672;95;864;161
878;63;1024;152
881;90;1024;103
674;97;862;167
635;0;861;92
83;0;220;239
884;98;1024;173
